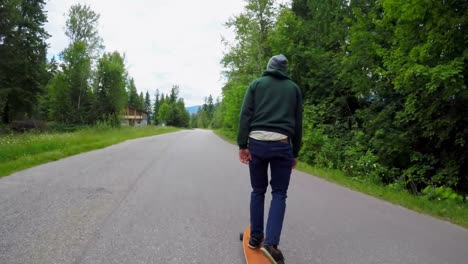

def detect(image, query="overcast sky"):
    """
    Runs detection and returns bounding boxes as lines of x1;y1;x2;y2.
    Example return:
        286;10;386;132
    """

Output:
44;0;247;106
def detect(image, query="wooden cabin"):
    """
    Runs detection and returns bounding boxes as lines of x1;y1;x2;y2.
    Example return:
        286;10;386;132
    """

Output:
121;106;149;126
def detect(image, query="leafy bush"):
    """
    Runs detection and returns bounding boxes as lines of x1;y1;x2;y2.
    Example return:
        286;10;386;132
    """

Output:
422;186;465;204
300;105;344;168
347;150;388;184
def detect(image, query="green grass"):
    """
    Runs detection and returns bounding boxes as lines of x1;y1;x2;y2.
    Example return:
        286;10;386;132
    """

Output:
213;129;468;229
0;126;180;178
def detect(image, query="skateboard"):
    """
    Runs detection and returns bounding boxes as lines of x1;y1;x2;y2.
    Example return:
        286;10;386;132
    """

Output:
240;226;274;264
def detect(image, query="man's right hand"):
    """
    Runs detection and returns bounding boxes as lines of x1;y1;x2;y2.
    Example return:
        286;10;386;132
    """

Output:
239;149;252;164
293;158;297;169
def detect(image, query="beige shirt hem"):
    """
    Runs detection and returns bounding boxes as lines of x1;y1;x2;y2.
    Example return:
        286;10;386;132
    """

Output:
249;130;288;141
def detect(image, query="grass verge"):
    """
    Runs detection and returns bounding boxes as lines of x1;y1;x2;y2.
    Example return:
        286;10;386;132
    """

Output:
0;126;179;178
213;129;468;229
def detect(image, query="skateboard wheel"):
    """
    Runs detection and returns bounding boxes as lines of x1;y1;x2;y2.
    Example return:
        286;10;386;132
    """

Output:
239;232;244;241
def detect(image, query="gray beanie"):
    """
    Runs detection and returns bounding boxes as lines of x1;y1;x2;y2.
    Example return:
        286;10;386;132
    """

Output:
267;54;288;72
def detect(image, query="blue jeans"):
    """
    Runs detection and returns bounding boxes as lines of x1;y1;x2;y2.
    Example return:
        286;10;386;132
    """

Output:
248;138;294;246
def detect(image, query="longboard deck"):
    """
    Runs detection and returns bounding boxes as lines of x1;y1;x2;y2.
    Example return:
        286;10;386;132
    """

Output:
242;226;271;264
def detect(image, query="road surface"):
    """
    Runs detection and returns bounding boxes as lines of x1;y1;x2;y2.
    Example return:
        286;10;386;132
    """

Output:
1;129;467;264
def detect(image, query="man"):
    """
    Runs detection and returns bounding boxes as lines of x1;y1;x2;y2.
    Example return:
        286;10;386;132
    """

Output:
237;54;303;264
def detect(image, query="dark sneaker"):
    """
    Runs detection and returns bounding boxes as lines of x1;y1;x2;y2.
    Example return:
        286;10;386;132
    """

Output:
261;244;285;264
248;236;262;249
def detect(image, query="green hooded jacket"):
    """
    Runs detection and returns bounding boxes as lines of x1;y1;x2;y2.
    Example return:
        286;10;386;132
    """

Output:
237;69;303;157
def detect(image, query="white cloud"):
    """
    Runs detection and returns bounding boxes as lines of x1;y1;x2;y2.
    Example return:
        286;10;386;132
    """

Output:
45;0;245;106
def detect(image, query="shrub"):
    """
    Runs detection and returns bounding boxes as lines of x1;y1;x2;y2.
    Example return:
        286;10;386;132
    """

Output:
422;186;465;204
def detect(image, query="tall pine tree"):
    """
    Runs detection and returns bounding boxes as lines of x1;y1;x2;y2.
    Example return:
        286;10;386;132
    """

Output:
127;78;139;108
144;91;151;124
0;0;49;123
153;89;160;125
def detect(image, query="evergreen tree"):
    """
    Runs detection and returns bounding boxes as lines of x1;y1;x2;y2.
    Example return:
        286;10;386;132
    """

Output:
138;91;144;110
0;0;49;123
206;94;214;121
169;85;179;103
144;91;151;124
153;89;160;125
127;78;139;108
175;98;190;128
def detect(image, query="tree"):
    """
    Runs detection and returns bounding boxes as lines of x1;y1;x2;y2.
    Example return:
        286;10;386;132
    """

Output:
222;0;276;77
174;98;190;127
169;85;180;103
190;113;198;128
59;3;103;124
196;108;209;128
0;0;49;123
198;95;215;128
127;78;139;108
211;96;224;129
159;93;166;107
218;0;468;194
95;52;127;126
376;0;468;190
153;89;160;125
165;86;182;126
144;91;151;124
47;72;73;123
220;0;278;132
158;102;170;125
204;94;215;122
38;57;62;120
152;85;189;127
61;41;92;123
65;3;103;59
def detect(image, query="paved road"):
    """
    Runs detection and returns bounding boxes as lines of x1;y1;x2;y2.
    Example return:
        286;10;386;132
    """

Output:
1;129;467;264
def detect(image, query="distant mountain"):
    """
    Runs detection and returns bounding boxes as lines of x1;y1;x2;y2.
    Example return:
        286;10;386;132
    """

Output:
186;105;201;114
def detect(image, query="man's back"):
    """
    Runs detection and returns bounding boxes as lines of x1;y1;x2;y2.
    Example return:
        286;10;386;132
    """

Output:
237;60;302;158
248;69;301;138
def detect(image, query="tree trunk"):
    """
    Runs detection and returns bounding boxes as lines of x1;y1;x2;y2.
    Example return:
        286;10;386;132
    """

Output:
2;100;10;124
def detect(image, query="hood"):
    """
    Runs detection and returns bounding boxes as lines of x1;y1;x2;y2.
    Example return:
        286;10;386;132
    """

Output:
262;69;290;80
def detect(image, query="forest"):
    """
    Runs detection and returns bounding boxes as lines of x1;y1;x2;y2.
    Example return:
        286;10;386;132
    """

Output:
1;0;467;196
0;1;189;129
193;0;468;196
